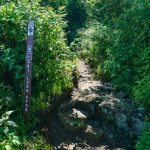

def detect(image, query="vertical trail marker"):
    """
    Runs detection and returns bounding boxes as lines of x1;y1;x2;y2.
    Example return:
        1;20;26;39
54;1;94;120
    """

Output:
24;20;35;121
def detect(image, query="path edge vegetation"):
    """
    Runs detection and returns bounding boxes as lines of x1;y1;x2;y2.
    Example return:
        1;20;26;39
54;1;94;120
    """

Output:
0;0;150;149
0;0;76;149
68;0;150;149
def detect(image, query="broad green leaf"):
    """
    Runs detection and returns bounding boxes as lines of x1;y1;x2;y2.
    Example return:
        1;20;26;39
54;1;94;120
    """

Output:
5;145;12;150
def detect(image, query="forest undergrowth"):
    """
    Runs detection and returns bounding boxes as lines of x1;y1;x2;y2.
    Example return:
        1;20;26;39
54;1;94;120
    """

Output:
0;0;149;150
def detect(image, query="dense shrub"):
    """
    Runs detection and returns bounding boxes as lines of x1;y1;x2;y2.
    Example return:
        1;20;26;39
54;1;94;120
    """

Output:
21;134;52;150
73;2;150;147
0;0;76;149
40;0;67;8
0;0;75;112
0;110;20;150
75;0;150;107
136;122;150;150
66;0;88;43
110;0;150;94
133;75;150;108
77;23;112;79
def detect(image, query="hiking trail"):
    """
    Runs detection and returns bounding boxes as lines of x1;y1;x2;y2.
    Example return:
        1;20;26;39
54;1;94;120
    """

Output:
44;59;146;150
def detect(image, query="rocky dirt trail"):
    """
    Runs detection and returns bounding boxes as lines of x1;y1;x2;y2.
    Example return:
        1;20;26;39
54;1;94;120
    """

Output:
46;59;147;150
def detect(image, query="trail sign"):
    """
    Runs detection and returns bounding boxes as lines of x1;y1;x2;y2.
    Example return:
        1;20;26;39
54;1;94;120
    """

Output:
24;20;35;120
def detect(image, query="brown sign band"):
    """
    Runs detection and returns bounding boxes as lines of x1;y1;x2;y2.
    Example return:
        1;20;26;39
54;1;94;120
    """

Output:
24;20;35;120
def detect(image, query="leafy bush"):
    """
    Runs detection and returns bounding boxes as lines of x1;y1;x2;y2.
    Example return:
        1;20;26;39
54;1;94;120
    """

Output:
66;0;88;43
0;110;20;150
133;75;150;108
136;122;150;150
77;23;112;78
0;0;76;148
74;0;150;107
0;0;75;111
109;0;150;93
0;83;14;112
21;134;52;150
41;0;67;8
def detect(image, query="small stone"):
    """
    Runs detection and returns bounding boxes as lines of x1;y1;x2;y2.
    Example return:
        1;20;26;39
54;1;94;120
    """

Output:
57;146;61;149
68;144;76;150
95;146;109;150
71;108;89;119
85;125;93;133
83;124;104;144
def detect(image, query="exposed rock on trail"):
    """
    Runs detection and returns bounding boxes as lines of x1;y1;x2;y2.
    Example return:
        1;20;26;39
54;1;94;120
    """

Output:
47;60;146;150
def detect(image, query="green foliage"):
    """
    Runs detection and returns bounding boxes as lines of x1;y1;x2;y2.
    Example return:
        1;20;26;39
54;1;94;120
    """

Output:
0;83;14;110
21;135;52;150
109;0;150;93
136;122;150;150
0;110;20;150
77;23;112;79
66;0;88;43
0;0;76;148
74;0;150;107
0;0;75;111
40;0;67;8
133;75;150;107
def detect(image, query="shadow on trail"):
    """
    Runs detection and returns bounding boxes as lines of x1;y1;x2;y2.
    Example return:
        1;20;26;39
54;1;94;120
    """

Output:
43;60;146;150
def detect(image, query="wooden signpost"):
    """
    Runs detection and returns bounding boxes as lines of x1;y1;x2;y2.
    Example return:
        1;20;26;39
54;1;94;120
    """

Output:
24;20;35;120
